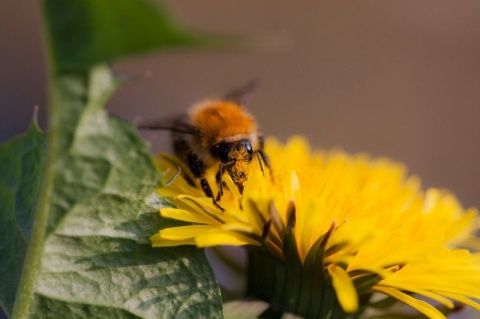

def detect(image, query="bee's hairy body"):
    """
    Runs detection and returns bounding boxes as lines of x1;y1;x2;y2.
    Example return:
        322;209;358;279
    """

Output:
172;100;269;203
139;82;271;209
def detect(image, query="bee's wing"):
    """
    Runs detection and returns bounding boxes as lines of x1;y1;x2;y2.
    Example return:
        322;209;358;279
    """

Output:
223;80;258;106
137;114;198;135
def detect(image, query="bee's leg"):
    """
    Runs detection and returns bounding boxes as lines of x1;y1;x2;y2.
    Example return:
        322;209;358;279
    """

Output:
202;178;225;211
255;152;265;174
257;150;271;172
186;153;224;211
256;136;272;176
215;164;226;201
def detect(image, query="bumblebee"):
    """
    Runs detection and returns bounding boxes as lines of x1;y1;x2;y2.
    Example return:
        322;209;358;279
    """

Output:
139;82;271;208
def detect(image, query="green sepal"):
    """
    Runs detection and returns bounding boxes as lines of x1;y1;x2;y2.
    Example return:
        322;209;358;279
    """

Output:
352;274;382;295
300;223;336;319
277;202;303;315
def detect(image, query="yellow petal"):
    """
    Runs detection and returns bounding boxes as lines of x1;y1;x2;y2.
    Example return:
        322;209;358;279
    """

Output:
176;195;226;223
177;194;221;215
224;173;242;201
327;264;358;313
160;208;218;224
158;225;216;240
285;170;300;200
150;233;196;247
196;231;260;247
372;286;446;319
347;265;394;280
438;291;480;312
376;283;454;309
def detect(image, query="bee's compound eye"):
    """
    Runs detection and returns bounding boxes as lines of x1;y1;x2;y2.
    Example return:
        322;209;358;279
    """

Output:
218;143;230;163
244;141;253;154
242;140;253;162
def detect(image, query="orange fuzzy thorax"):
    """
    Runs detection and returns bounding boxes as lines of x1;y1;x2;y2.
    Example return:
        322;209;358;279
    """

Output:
189;100;257;148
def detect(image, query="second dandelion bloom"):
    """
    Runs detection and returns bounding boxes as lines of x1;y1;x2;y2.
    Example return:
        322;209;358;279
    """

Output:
151;136;480;319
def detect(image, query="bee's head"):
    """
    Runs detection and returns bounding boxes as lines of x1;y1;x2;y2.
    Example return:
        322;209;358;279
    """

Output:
214;140;253;191
215;140;253;164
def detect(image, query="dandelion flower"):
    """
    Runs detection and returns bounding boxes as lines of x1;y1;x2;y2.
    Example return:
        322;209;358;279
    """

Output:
151;136;480;319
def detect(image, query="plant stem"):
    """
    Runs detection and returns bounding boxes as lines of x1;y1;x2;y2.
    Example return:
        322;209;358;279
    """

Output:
11;2;57;317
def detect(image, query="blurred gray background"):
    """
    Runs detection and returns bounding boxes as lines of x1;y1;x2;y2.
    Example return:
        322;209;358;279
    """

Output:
1;1;479;318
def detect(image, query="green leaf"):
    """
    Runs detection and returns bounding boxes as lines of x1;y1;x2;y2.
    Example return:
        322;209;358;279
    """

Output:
12;66;223;318
42;0;214;69
0;120;45;317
